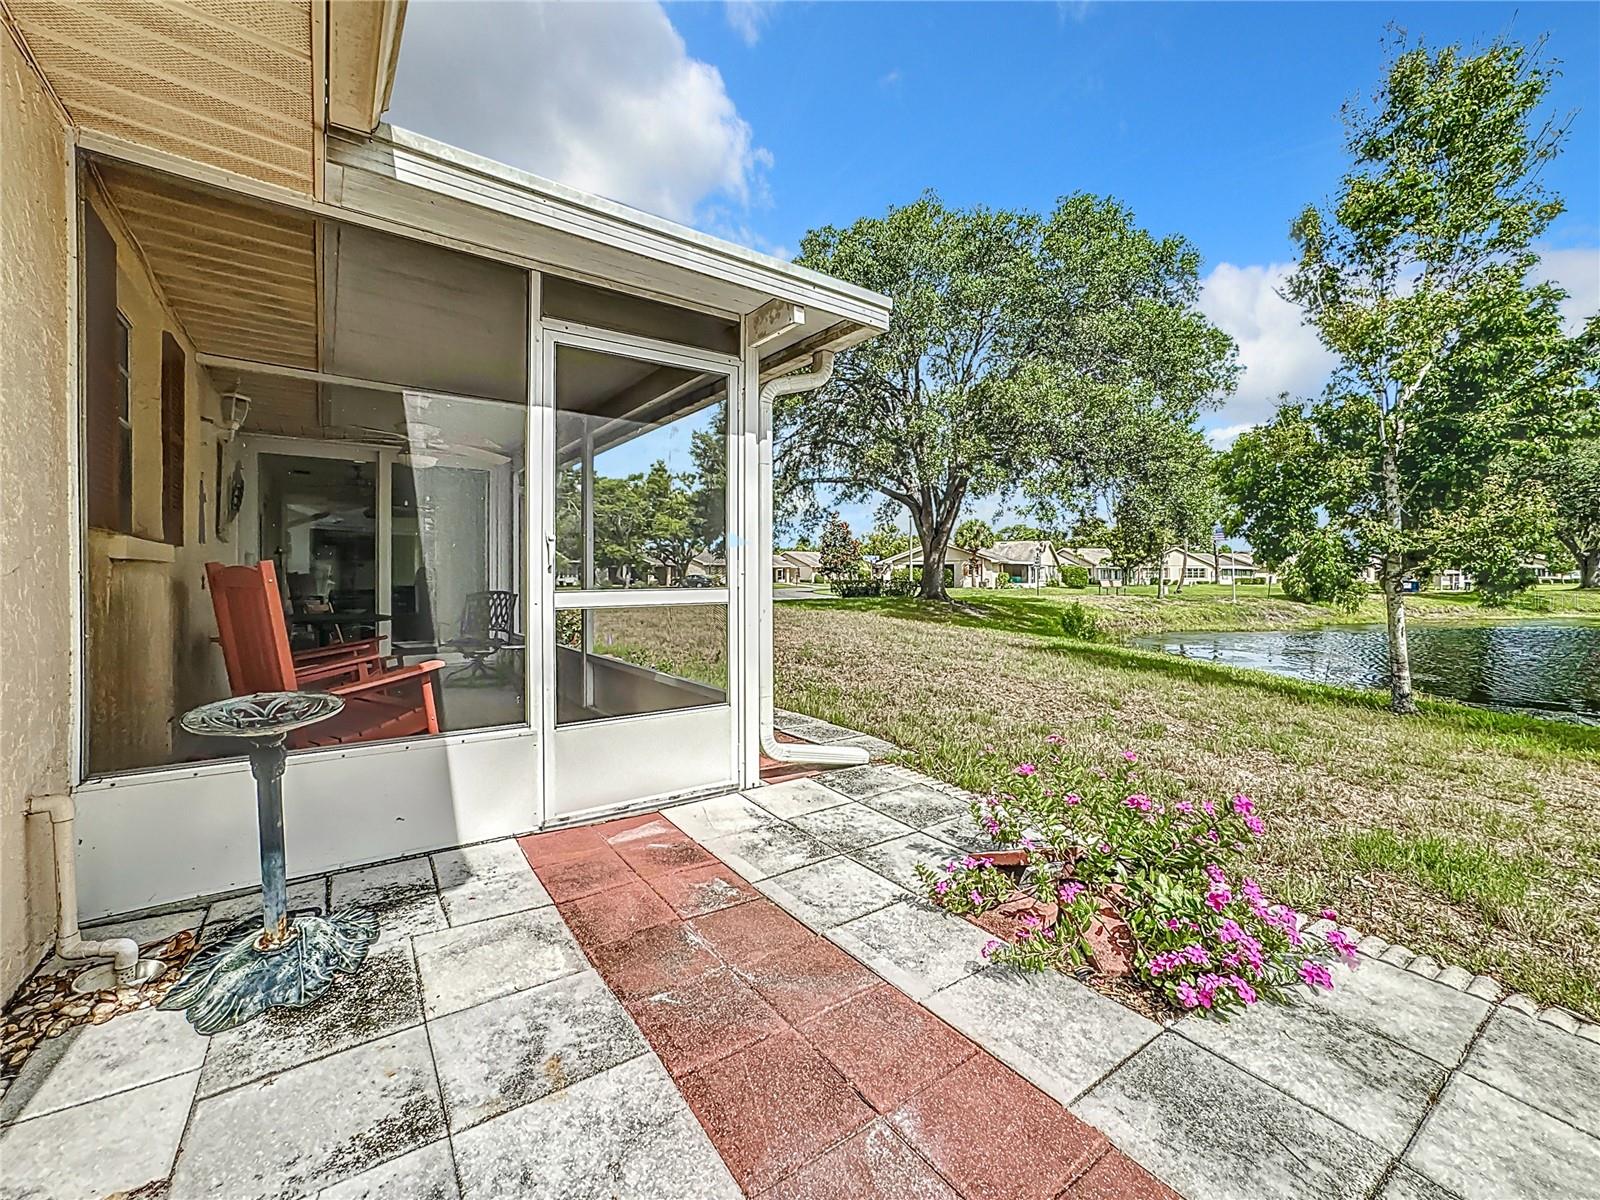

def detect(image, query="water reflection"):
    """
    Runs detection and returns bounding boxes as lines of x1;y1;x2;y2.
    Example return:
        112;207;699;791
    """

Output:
1134;621;1600;724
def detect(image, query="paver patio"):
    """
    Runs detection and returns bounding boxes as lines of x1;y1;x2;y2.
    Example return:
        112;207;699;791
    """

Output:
2;724;1597;1198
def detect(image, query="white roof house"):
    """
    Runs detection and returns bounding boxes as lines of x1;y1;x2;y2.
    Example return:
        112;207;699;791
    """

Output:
877;539;1064;586
774;548;823;582
2;0;890;981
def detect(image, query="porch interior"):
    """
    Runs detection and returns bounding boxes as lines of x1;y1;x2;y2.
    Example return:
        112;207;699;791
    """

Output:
79;154;736;777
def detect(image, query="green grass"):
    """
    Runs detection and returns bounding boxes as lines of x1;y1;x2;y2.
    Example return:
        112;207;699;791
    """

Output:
799;583;1600;640
775;600;1600;1016
1344;829;1544;910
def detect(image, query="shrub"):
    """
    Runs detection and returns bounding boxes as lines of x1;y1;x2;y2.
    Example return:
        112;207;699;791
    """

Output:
1057;602;1105;642
1059;565;1091;589
831;578;882;598
916;746;1354;1016
1281;530;1365;611
882;573;916;597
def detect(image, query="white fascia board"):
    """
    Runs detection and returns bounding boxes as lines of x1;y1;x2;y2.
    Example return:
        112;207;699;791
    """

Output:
332;126;892;329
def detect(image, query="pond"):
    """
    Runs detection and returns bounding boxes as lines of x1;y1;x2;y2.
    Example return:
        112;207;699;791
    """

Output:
1133;619;1600;724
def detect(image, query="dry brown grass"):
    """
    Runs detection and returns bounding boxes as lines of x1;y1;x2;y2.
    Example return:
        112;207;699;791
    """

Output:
776;603;1600;1016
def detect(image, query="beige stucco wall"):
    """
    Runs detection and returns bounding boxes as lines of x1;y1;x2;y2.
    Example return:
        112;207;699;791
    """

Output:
1;29;73;1001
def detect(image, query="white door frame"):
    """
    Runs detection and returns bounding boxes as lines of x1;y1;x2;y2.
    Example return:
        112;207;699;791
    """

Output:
534;321;745;823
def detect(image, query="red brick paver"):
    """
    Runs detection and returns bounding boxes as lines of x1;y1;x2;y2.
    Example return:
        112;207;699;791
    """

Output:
518;809;1175;1200
889;1055;1109;1200
802;984;978;1113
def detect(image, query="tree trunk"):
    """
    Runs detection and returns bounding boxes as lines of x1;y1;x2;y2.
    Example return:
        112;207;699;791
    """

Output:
1569;543;1600;589
915;517;951;600
1378;436;1417;715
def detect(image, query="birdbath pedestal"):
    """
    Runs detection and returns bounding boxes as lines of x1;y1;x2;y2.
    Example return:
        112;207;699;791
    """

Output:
160;692;378;1034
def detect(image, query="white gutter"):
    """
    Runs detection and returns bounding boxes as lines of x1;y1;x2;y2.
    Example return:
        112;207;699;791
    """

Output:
757;350;869;768
26;794;166;992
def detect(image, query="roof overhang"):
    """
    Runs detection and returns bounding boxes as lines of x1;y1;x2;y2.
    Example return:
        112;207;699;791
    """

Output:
327;0;407;135
326;125;891;372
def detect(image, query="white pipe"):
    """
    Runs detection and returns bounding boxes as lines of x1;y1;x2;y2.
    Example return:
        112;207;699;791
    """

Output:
26;794;144;986
756;350;869;768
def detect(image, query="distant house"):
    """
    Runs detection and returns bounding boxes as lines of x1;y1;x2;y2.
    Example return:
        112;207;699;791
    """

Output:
1072;547;1151;587
773;549;822;584
1427;554;1578;592
875;539;1064;587
687;550;726;584
1158;547;1272;586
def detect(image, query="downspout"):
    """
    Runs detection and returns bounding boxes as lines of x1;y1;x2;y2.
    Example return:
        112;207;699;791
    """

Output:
26;794;166;993
757;350;869;768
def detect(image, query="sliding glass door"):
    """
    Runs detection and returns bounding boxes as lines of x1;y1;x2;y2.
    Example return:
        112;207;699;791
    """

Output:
541;329;739;819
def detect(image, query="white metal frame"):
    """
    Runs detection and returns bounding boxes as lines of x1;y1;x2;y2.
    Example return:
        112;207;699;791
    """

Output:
536;322;745;823
58;118;887;916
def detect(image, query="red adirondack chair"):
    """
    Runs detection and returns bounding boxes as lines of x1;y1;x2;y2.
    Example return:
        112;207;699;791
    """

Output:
206;560;445;749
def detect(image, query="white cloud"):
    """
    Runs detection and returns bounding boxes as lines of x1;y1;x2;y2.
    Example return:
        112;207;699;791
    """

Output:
387;1;771;225
1528;246;1600;336
724;0;772;46
1198;261;1337;439
1198;246;1600;444
1204;423;1257;449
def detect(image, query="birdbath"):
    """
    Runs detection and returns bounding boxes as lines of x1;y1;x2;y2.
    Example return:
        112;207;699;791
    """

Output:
159;692;378;1034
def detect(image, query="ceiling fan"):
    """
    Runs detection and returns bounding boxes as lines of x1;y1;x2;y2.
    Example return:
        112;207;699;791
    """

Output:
338;420;509;467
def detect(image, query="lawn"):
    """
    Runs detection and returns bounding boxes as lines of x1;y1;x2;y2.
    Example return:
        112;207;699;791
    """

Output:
812;583;1600;640
774;595;1600;1017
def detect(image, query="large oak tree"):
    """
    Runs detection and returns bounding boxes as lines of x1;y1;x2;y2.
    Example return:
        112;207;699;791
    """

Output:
781;192;1236;600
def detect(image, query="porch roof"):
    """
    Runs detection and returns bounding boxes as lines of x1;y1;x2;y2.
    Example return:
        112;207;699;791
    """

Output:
326;125;892;374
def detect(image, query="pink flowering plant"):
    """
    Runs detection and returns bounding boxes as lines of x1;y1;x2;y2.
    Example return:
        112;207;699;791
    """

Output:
918;744;1355;1016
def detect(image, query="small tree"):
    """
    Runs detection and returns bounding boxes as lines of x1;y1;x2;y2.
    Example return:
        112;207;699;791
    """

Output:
1280;529;1366;610
818;515;863;584
1277;35;1593;712
860;524;911;563
954;519;995;552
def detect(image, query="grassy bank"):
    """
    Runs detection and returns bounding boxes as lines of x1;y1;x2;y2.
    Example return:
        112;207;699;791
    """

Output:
808;583;1600;640
775;600;1600;1016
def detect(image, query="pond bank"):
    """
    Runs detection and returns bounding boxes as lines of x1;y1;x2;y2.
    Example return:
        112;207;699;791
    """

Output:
1135;619;1600;725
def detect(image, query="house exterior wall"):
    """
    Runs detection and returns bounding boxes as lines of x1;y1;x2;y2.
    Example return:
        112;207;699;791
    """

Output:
81;183;232;775
1;30;73;1000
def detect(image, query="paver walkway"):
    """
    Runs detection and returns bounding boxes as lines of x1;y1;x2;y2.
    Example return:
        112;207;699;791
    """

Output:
3;732;1596;1198
518;811;1174;1198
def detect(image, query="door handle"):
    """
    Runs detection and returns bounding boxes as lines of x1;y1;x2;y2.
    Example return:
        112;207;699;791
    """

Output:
545;535;555;575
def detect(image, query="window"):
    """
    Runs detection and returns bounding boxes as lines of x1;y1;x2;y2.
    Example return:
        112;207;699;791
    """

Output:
82;201;130;533
553;344;727;589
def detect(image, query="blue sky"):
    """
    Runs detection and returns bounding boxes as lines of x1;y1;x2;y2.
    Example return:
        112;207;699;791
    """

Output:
390;1;1600;535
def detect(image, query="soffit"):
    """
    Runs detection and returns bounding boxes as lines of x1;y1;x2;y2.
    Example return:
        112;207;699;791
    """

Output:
95;158;319;368
9;0;317;193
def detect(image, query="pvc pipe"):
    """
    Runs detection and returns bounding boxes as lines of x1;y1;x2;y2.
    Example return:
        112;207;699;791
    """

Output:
26;793;144;986
756;350;869;768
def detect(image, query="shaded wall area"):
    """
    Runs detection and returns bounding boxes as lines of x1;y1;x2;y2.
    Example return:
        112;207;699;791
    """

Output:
80;183;232;775
1;30;71;1000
